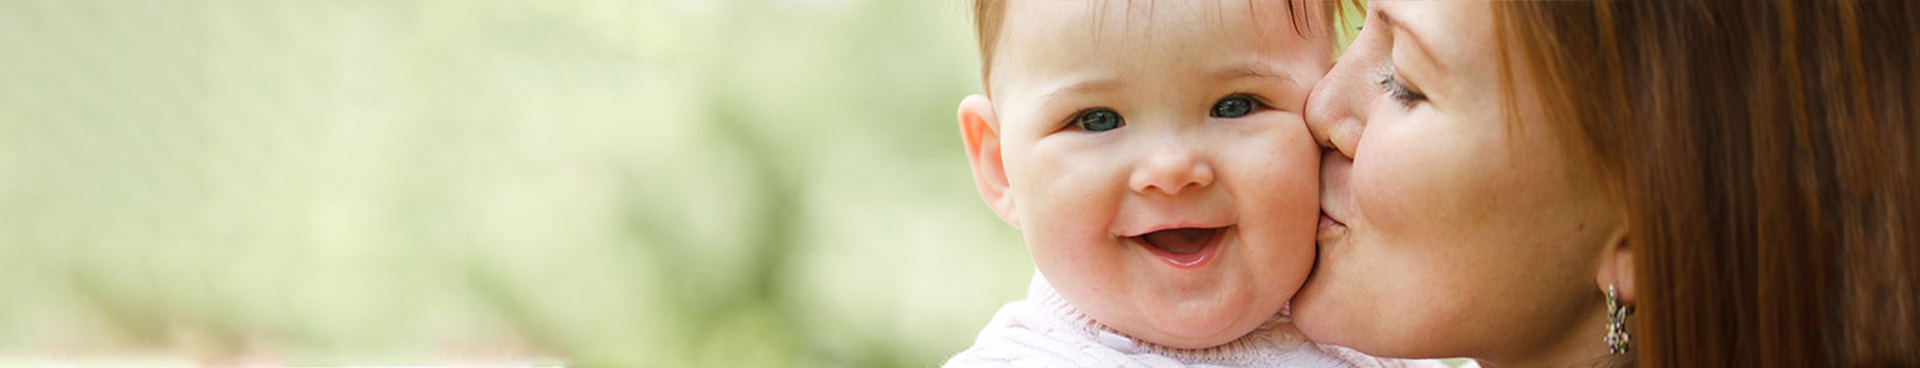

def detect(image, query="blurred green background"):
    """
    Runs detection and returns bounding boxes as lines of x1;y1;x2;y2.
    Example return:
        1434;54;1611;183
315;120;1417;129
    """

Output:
0;0;1038;366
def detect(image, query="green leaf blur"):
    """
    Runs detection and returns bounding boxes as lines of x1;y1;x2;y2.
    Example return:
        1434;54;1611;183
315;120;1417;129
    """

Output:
0;0;1032;366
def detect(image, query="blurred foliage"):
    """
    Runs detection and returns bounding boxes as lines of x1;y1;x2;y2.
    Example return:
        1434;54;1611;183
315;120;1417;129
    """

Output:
0;0;1036;366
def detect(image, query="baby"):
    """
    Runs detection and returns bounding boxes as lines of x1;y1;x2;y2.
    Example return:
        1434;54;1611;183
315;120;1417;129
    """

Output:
945;1;1437;367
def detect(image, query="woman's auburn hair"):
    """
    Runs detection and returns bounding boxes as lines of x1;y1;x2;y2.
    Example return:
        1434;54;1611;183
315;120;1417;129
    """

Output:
1494;1;1920;367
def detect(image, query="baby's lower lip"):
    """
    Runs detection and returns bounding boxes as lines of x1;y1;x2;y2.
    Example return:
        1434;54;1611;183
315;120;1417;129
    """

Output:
1134;227;1226;268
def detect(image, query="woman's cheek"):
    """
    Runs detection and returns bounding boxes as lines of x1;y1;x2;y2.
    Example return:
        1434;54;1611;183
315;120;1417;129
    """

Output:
1344;137;1489;349
1349;133;1424;244
1348;112;1490;247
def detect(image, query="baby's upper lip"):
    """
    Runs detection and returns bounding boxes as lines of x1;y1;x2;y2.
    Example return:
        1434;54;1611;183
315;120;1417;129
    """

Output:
1114;198;1235;237
1119;219;1234;238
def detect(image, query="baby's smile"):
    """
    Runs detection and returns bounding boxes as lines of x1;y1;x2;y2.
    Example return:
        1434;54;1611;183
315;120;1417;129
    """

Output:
1127;226;1229;267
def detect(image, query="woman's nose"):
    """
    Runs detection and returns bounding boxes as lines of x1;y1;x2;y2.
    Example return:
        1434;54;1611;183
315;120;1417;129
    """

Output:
1304;66;1362;157
1306;16;1390;159
1129;144;1215;196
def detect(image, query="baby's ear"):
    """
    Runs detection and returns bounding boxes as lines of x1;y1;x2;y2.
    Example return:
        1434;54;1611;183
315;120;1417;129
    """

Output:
958;95;1019;228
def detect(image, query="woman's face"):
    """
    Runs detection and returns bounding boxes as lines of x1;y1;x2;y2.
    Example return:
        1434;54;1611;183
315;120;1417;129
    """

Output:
1292;2;1625;364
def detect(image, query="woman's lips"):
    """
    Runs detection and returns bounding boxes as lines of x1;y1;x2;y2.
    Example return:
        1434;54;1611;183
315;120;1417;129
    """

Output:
1317;212;1349;243
1318;149;1355;243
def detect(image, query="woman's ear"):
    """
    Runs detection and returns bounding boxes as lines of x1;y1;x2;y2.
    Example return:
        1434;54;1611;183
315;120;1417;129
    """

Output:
959;95;1019;228
1595;224;1635;305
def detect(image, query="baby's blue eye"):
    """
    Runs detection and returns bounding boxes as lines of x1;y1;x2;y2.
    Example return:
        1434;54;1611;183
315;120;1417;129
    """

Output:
1072;108;1124;132
1211;95;1259;118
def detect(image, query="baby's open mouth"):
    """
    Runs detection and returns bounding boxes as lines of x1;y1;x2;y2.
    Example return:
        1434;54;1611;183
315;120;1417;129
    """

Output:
1138;227;1218;254
1130;226;1226;267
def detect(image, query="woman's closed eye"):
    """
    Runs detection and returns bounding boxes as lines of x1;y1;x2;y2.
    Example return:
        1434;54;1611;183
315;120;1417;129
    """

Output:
1068;107;1125;132
1379;67;1428;108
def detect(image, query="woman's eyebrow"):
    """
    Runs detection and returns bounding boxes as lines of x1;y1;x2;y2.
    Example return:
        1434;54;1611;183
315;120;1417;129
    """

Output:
1375;8;1445;72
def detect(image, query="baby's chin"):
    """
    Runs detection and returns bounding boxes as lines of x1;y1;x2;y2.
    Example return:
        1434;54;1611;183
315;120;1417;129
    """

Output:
1109;298;1277;349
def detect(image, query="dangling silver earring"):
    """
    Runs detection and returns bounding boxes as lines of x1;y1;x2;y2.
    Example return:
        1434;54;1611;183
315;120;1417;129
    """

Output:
1605;284;1634;354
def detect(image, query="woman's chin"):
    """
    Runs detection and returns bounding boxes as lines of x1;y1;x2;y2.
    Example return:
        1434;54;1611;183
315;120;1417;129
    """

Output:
1288;304;1336;342
1289;289;1357;348
1292;298;1416;358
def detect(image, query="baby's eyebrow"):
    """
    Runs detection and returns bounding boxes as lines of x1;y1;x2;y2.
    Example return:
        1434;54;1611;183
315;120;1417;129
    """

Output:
1040;77;1124;101
1210;64;1298;88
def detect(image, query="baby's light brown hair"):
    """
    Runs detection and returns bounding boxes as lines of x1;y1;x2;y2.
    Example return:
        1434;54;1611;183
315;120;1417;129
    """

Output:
966;0;1354;93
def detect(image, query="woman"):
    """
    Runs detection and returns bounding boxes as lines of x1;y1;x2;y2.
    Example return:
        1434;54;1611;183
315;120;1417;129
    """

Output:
1293;2;1918;367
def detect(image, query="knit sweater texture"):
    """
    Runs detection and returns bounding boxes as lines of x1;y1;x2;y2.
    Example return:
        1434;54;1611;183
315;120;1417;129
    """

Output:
944;273;1456;368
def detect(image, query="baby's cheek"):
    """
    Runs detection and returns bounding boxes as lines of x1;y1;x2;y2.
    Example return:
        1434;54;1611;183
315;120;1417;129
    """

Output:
1229;115;1320;251
1246;155;1320;300
1251;114;1322;207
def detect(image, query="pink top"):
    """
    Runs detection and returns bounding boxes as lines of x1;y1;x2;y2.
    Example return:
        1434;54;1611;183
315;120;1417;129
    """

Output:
945;273;1457;368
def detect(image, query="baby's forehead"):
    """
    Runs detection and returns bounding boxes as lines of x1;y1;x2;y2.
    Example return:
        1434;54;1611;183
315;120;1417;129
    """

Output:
997;0;1313;43
987;0;1325;100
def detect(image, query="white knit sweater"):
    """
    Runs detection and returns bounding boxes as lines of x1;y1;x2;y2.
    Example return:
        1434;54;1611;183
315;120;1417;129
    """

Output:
944;273;1454;368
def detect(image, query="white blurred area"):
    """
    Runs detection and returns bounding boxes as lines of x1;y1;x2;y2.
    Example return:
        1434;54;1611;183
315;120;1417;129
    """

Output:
0;0;1033;366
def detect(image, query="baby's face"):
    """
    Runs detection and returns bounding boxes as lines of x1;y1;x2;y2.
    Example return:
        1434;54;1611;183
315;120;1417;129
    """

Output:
984;0;1330;349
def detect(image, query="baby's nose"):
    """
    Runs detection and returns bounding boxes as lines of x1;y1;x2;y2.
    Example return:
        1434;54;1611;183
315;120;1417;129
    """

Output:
1129;145;1215;196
